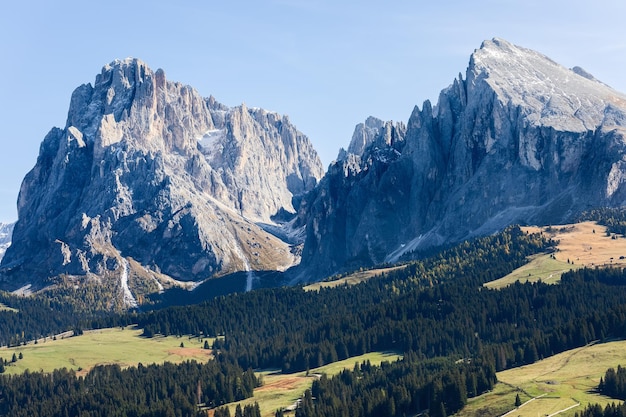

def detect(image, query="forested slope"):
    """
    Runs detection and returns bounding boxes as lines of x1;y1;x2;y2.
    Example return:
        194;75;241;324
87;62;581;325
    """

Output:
5;224;626;416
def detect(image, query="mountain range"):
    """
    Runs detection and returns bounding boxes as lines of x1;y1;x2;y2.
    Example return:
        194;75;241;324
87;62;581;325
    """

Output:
3;38;626;306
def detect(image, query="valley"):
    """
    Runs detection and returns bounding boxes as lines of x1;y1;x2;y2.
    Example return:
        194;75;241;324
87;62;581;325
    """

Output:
1;223;626;416
1;324;401;416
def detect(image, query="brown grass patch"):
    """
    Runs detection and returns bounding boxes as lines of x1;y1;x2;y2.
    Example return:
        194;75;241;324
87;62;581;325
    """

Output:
523;221;626;268
488;221;626;289
305;265;408;291
167;347;213;360
255;375;310;393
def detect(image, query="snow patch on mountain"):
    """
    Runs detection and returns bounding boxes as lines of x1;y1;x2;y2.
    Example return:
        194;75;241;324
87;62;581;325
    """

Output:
198;128;227;155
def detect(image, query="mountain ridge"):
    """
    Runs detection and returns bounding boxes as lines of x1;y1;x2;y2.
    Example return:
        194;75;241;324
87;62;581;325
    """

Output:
296;38;626;280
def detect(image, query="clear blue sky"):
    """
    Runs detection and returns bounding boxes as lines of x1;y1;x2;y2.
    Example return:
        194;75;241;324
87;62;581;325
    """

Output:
1;0;625;223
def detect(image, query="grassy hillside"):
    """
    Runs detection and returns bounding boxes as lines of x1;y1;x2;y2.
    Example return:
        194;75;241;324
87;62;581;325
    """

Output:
211;351;402;417
0;324;401;417
484;253;575;289
0;326;213;376
304;265;408;291
457;340;626;417
486;221;626;289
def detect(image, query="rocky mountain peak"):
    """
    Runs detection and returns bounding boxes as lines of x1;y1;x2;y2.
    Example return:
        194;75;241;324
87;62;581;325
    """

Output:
67;58;214;159
297;39;626;281
466;38;626;133
345;116;385;157
1;58;324;306
337;116;407;162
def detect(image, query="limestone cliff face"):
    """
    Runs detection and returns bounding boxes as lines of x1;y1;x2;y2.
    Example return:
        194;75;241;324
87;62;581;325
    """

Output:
0;223;13;262
1;58;324;303
299;38;626;279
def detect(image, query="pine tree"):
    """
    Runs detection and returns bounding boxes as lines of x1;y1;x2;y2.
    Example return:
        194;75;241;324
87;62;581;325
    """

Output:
515;393;522;407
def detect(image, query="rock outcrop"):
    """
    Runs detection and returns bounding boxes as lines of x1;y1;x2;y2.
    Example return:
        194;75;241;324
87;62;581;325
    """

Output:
298;38;626;280
0;223;13;262
0;58;324;304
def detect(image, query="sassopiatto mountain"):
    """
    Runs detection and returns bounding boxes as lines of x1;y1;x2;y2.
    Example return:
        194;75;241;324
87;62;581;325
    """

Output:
297;38;626;280
0;58;324;306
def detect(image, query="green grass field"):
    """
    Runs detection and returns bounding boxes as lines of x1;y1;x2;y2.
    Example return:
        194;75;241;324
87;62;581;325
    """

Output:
457;341;626;417
214;351;403;417
484;254;578;289
0;326;400;417
0;326;213;375
304;266;407;291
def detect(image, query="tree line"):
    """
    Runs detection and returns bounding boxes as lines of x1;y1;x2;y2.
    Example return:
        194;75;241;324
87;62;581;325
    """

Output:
0;356;260;417
575;365;626;417
291;354;495;417
134;235;626;376
578;207;626;236
599;365;626;400
7;220;626;415
135;227;552;372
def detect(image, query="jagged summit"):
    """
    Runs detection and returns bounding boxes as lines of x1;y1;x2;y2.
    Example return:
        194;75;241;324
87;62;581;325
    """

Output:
466;38;626;132
297;38;626;280
337;116;407;162
1;58;324;306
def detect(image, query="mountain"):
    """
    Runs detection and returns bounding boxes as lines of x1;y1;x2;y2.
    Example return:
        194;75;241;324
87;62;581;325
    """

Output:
0;58;324;304
0;222;14;262
297;38;626;280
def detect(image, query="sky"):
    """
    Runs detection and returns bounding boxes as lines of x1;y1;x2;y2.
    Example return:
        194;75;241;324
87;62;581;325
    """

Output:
1;0;626;223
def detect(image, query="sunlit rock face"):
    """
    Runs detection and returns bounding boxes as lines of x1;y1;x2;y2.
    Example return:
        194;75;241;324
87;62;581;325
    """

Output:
1;58;324;303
